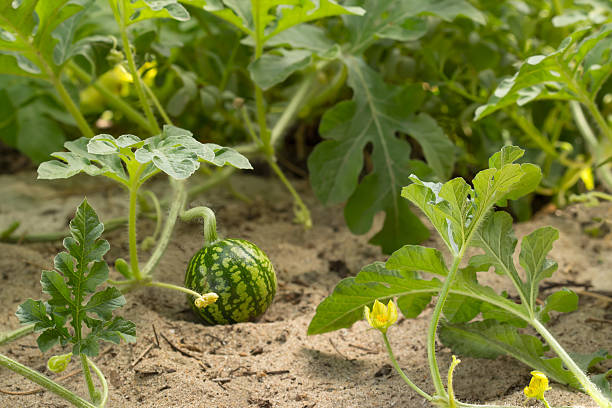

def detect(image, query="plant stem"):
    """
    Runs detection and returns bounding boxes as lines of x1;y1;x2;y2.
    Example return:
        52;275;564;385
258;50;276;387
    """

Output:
381;332;432;401
140;179;187;279
270;74;315;148
141;191;162;249
0;324;34;346
69;62;155;134
80;354;98;404
87;357;108;408
128;170;142;280
180;206;219;245
0;353;96;408
427;255;462;397
146;281;203;298
532;319;612;408
114;0;160;135
49;73;95;138
143;81;173;126
265;157;311;228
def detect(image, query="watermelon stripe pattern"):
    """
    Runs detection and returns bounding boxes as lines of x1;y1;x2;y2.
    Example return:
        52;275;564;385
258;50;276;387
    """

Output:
185;239;277;325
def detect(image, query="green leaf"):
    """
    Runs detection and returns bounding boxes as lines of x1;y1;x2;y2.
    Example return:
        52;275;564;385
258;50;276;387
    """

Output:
125;0;190;25
15;103;67;163
248;49;312;90
16;299;54;330
134;125;252;179
0;0;94;76
308;262;440;335
84;287;126;320
308;56;432;253
252;24;335;53
207;145;253;169
519;226;560;309
95;316;137;344
471;211;521;282
400;113;456;180
439;320;582;389
475;25;612;120
263;0;364;42
386;245;448;276
539;289;579;323
41;270;74;307
38;137;127;181
345;0;485;53
308;259;525;335
443;295;481;323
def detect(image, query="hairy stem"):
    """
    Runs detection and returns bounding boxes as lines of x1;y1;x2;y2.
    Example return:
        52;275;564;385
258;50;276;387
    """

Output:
382;332;432;401
87;357;108;408
113;0;160;134
265;158;311;228
146;281;203;298
0;353;96;408
80;354;98;404
532;319;612;408
180;206;219;246
428;255;462;397
0;324;34;346
140;179;187;279
128;169;142;280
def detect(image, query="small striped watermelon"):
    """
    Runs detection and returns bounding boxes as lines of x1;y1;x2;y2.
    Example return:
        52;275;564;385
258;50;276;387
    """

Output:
184;238;277;325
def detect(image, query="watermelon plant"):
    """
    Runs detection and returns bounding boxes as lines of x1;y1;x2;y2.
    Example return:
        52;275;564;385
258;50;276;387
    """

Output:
35;125;251;299
309;146;612;408
0;200;136;408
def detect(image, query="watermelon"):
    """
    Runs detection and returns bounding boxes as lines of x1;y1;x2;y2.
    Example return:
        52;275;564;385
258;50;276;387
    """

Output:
185;238;277;325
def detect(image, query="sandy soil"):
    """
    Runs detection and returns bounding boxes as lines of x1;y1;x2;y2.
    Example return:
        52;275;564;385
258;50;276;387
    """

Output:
0;170;611;408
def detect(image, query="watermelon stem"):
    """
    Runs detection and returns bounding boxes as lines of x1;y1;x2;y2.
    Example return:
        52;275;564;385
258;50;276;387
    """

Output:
180;206;219;246
146;280;205;299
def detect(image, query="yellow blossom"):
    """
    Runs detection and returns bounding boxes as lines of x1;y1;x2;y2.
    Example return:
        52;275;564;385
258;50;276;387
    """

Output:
364;299;398;334
194;292;219;309
524;370;551;401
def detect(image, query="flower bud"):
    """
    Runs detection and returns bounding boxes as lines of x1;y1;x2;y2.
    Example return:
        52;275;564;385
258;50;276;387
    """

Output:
47;353;72;373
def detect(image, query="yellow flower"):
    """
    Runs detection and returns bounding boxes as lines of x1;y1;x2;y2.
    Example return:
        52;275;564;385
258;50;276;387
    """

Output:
524;371;551;400
364;299;398;334
194;292;219;309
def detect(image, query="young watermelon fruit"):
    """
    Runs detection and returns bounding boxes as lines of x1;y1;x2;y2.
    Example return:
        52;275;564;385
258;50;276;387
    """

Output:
183;208;277;325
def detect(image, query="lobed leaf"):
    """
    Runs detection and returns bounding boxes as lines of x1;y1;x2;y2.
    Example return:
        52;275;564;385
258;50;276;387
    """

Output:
16;200;135;356
309;57;450;253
